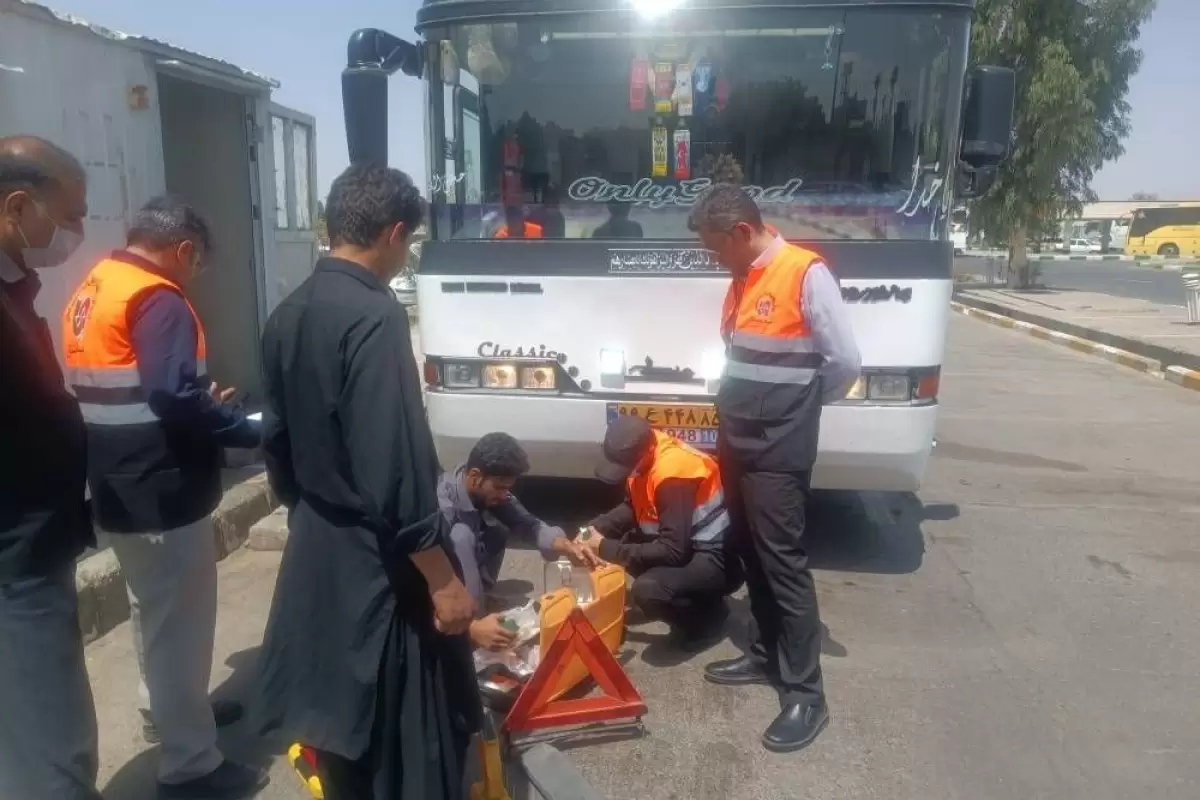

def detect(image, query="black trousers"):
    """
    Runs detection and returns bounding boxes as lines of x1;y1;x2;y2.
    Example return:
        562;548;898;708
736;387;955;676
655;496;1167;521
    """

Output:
627;548;740;629
720;458;824;706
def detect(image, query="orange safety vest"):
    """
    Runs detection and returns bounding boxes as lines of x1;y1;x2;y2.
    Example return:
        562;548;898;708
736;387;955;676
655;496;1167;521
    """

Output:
628;430;729;545
63;257;207;426
717;241;826;469
61;255;221;533
495;221;545;239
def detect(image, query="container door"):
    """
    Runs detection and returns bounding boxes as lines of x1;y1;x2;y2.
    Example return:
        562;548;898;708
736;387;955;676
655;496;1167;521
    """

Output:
265;103;319;308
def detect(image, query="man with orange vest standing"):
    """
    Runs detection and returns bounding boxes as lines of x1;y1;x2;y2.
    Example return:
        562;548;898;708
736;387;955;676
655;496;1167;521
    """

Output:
62;196;267;799
688;185;860;753
583;415;741;647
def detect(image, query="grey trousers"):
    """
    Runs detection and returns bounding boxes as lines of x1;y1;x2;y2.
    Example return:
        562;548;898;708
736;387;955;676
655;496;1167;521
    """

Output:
0;563;102;800
109;516;224;784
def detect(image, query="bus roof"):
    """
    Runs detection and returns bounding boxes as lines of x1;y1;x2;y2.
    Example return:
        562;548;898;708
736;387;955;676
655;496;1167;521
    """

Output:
417;0;975;29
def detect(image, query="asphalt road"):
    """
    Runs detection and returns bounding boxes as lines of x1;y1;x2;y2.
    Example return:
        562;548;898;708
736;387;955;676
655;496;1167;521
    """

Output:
956;255;1192;306
90;314;1200;800
521;311;1200;799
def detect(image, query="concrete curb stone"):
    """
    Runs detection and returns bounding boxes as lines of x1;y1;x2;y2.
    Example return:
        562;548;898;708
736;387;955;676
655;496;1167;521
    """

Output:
1165;365;1200;391
75;549;128;645
247;507;290;551
949;301;1196;392
211;473;277;560
74;472;278;645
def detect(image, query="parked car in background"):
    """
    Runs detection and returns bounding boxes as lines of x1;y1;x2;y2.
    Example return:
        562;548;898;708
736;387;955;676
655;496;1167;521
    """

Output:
1064;238;1102;254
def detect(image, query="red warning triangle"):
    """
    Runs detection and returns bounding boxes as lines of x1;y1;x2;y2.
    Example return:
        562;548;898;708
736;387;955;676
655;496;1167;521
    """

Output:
503;608;646;734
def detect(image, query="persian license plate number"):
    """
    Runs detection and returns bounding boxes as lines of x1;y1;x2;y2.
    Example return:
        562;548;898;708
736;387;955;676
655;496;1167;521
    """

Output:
605;402;719;447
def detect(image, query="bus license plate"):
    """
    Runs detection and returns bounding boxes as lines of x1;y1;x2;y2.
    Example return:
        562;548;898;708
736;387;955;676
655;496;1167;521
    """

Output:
605;402;719;448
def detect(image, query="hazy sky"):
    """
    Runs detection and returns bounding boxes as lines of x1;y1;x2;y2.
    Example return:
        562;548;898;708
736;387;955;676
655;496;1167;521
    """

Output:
44;0;1200;202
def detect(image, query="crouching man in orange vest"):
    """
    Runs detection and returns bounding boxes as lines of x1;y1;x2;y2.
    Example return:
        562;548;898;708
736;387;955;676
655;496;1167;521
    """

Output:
61;196;267;800
581;415;742;648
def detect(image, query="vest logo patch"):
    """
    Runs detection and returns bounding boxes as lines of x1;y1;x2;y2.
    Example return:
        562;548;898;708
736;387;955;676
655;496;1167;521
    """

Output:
71;296;94;338
754;293;776;319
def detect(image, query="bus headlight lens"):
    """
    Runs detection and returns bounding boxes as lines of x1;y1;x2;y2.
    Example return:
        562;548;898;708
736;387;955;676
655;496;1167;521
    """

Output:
700;349;726;381
867;375;911;402
844;377;867;401
443;362;480;388
482;364;519;389
520;366;556;390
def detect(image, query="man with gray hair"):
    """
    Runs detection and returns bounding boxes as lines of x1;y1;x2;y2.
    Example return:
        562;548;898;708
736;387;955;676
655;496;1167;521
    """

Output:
0;135;101;799
62;195;266;798
689;184;860;754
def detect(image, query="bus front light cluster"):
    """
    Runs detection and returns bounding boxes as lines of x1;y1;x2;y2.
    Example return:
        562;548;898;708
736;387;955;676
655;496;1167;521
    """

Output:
435;360;559;391
842;368;939;405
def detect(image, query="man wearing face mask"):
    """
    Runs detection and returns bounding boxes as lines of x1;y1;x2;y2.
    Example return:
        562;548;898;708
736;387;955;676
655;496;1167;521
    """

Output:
61;195;265;799
0;136;102;800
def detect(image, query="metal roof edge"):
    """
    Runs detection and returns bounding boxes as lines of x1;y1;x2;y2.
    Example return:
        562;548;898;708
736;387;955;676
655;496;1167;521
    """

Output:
6;0;279;89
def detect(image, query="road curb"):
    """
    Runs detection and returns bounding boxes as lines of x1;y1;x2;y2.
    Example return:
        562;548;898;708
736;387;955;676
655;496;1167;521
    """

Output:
247;507;290;551
952;292;1200;373
951;301;1166;377
963;250;1197;267
75;472;278;645
1165;365;1200;391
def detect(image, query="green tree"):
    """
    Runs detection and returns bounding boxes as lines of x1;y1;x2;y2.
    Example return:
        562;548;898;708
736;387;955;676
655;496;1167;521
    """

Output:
969;0;1156;288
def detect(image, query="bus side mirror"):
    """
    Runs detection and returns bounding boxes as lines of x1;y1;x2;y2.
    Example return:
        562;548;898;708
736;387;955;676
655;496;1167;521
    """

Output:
343;29;424;165
956;65;1016;199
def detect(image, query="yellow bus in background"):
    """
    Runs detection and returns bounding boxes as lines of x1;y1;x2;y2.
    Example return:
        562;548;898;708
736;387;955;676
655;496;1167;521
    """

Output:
1124;204;1200;257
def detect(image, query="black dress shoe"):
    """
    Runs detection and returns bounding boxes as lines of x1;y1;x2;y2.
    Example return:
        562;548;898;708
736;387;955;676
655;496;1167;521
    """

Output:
158;760;269;799
703;655;776;686
762;701;829;753
142;699;244;744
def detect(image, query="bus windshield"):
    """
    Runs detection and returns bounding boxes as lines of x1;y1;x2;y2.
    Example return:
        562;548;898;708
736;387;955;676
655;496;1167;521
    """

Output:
427;7;968;243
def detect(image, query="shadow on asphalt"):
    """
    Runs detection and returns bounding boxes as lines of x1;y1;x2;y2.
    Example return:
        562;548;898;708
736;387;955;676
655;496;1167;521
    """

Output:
101;647;275;800
102;480;946;797
510;478;942;579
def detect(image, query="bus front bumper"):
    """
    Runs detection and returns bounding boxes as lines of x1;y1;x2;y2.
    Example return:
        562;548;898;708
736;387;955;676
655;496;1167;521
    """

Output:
426;391;936;493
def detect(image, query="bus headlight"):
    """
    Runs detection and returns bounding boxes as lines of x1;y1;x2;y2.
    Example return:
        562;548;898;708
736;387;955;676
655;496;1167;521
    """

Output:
867;375;911;402
844;377;867;401
520;365;557;390
599;348;625;389
482;363;519;389
443;362;481;389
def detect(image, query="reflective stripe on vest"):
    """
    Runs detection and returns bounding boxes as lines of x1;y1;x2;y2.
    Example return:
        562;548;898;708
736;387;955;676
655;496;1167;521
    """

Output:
628;431;728;545
62;257;207;427
720;243;824;387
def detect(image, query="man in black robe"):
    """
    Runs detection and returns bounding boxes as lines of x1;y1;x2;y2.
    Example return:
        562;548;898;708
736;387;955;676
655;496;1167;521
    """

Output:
253;164;480;799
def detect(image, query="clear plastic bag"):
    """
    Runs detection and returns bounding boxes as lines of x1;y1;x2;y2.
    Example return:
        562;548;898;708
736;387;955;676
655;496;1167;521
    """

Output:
473;599;542;678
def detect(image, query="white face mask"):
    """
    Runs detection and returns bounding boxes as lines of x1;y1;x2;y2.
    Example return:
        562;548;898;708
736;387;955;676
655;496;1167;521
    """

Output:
19;203;84;269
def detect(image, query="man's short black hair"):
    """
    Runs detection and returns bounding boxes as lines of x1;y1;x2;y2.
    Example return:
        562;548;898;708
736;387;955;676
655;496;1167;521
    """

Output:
127;194;213;253
466;432;530;479
326;163;424;248
688;183;764;234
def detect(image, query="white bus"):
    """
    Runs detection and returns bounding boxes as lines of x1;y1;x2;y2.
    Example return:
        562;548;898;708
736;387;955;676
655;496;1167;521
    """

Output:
342;0;1012;492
